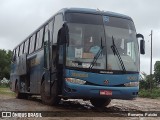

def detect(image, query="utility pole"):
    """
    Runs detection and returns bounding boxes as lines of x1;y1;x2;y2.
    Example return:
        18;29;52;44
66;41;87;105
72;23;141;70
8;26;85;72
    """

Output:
149;30;153;90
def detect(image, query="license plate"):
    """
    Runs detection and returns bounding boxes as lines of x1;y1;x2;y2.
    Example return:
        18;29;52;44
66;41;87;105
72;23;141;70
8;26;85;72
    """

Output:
100;90;112;96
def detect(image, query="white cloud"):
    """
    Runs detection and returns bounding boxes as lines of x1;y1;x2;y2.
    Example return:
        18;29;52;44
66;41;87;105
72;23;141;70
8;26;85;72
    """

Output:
0;0;160;74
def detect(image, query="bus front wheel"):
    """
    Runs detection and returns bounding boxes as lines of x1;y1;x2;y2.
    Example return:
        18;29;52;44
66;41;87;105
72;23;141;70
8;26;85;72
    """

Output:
41;80;60;106
90;98;111;107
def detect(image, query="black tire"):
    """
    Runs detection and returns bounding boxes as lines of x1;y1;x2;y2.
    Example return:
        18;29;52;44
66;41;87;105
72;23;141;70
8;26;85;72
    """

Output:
40;80;60;106
15;82;28;99
90;98;111;107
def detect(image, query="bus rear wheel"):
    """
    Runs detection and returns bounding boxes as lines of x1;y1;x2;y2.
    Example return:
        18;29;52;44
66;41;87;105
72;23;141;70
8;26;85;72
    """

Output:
90;98;111;107
15;82;28;99
41;80;60;106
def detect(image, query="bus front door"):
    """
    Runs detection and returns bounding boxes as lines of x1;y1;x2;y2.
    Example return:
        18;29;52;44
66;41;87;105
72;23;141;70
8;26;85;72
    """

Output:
44;40;51;96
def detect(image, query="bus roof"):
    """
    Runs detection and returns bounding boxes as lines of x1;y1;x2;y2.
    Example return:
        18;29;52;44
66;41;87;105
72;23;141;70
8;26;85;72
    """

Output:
58;8;132;20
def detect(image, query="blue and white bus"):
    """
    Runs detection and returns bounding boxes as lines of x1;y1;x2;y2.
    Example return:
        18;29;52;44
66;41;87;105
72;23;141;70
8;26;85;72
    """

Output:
10;8;145;107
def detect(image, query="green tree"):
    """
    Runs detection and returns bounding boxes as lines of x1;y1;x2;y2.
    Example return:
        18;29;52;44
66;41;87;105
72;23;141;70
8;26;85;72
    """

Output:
140;74;152;90
0;49;12;79
139;71;157;90
154;61;160;85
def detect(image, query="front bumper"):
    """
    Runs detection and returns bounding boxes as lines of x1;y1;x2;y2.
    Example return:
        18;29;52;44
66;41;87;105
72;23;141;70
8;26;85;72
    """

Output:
63;82;139;100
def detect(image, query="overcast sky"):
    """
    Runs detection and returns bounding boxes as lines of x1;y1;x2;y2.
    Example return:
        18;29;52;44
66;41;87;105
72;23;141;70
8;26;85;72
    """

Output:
0;0;160;74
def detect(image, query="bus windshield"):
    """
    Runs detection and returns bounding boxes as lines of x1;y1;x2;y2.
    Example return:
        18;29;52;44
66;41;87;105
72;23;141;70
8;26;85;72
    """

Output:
104;16;139;72
65;13;139;72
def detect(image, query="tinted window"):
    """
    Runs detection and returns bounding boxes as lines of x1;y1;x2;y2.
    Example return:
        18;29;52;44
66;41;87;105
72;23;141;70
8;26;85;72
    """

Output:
13;50;15;56
19;43;24;55
66;13;103;25
44;25;49;42
29;34;36;54
34;33;37;51
24;39;29;54
53;14;63;43
12;49;16;60
48;20;54;41
36;28;44;50
35;31;40;50
16;47;19;57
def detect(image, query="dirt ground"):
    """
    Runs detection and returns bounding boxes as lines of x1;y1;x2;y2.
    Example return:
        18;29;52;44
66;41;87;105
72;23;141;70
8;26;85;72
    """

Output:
0;92;160;120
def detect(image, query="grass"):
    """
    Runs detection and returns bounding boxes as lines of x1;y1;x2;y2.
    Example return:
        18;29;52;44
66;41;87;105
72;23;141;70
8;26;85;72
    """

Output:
0;86;15;96
139;88;160;99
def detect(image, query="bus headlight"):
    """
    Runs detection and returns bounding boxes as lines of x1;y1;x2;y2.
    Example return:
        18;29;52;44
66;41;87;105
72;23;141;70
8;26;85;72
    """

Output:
65;78;86;85
124;82;139;87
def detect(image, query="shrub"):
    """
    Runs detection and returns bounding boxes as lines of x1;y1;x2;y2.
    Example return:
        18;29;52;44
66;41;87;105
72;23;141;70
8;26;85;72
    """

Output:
0;78;10;88
139;88;160;99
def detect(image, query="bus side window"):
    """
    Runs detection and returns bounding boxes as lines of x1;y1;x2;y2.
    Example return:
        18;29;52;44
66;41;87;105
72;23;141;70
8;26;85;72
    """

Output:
36;28;44;50
29;34;36;54
44;25;50;69
16;46;20;57
48;19;54;42
34;33;37;51
19;43;24;56
44;25;49;42
53;14;63;44
12;50;16;62
35;31;40;50
24;39;29;54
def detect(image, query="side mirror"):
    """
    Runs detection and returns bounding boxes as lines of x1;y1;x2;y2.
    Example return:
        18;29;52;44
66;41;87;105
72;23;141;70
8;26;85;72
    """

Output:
136;33;145;55
136;34;144;39
140;39;145;54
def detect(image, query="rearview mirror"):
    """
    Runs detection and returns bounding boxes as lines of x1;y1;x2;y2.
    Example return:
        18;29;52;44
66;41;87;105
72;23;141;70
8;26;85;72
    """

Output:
136;33;145;55
136;34;144;39
140;39;145;54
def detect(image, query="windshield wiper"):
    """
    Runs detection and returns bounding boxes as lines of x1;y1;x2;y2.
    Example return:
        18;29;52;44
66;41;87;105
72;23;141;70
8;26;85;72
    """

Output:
89;38;104;69
111;36;126;72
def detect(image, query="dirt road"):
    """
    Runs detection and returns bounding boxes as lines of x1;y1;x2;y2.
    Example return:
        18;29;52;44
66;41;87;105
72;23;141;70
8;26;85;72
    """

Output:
0;92;160;120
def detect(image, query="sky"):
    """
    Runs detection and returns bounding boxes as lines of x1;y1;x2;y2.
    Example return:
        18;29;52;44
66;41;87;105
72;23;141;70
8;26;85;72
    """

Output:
0;0;160;74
